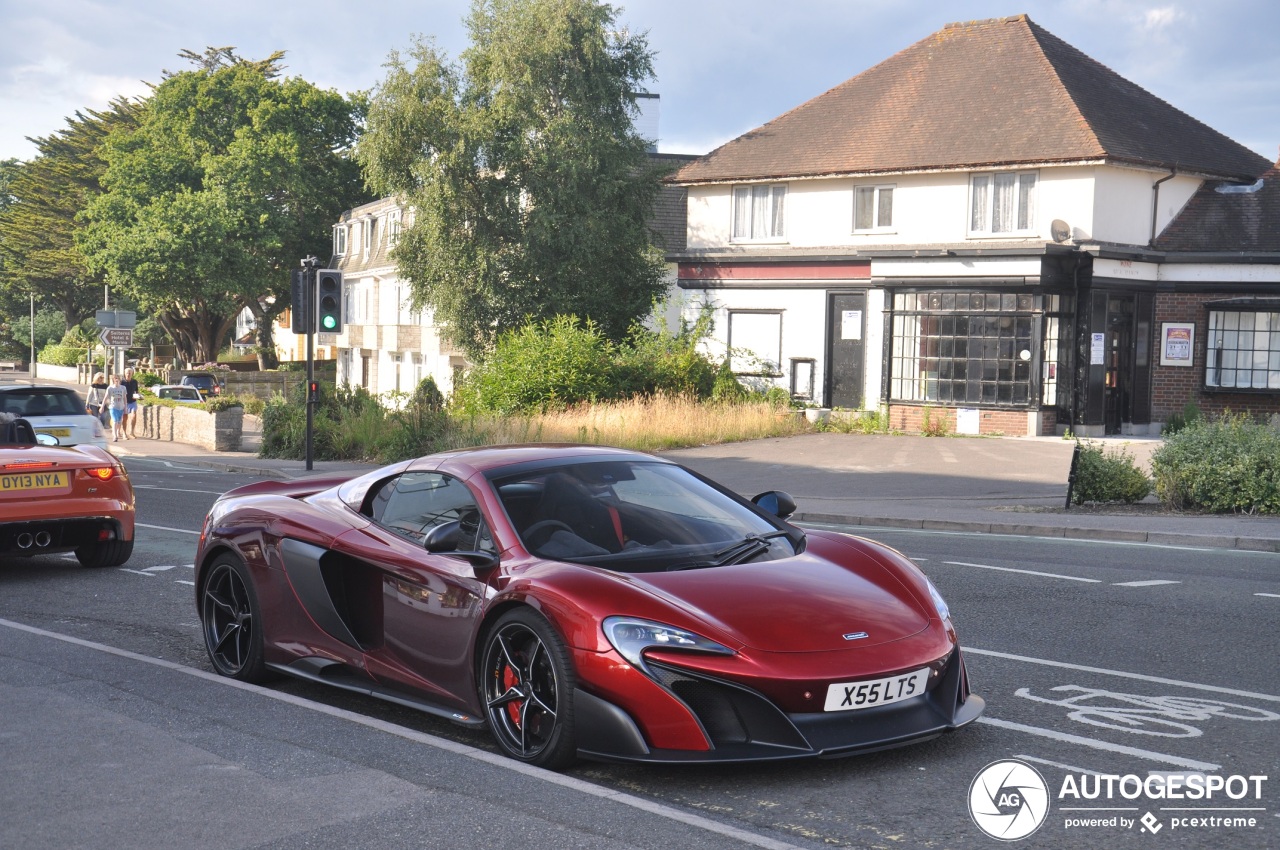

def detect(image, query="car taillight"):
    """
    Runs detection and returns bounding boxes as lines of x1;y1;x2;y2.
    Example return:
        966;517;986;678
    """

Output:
84;467;116;482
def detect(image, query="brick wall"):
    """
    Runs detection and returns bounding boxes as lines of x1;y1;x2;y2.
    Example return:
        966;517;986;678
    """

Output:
1152;292;1280;423
888;404;1054;436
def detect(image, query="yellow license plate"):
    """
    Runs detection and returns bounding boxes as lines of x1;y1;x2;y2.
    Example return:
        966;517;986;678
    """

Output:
0;471;69;492
37;428;72;437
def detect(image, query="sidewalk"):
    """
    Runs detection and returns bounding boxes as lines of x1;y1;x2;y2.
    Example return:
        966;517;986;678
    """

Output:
110;430;1280;553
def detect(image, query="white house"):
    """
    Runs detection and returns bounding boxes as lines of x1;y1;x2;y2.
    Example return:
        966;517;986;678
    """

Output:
666;15;1280;436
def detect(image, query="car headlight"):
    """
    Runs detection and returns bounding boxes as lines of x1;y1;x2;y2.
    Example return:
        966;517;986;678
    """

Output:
603;616;735;671
925;578;951;622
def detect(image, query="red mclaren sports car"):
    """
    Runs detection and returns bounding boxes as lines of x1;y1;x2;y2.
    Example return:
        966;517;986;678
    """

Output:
0;416;135;567
195;444;982;768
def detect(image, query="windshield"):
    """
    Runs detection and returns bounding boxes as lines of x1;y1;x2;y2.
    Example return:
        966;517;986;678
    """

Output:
0;390;84;417
491;460;800;572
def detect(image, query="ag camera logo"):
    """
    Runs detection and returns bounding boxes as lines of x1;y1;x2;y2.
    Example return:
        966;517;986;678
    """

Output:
969;759;1050;841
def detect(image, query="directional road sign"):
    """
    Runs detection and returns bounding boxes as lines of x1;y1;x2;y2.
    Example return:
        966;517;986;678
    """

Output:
99;328;134;347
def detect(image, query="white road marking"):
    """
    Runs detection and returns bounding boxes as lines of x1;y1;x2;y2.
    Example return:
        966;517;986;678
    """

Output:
118;569;154;577
1256;593;1280;599
1113;580;1181;587
943;560;1100;582
966;647;1280;704
134;485;227;495
1013;754;1108;776
0;618;804;850
137;523;201;536
175;580;194;586
977;717;1219;771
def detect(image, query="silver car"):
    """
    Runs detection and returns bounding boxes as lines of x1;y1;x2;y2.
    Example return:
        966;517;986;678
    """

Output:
154;384;205;404
0;385;109;449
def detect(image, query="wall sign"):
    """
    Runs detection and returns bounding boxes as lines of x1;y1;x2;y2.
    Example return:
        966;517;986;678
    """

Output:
1160;322;1195;367
1090;333;1106;365
841;310;863;340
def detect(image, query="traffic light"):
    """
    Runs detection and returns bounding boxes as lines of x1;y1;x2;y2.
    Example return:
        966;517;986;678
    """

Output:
290;269;313;334
316;269;343;333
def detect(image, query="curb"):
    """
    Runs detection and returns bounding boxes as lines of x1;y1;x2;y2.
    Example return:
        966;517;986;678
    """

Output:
793;512;1280;553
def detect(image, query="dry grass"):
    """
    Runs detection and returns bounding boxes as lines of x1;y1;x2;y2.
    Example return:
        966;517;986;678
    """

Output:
445;394;811;453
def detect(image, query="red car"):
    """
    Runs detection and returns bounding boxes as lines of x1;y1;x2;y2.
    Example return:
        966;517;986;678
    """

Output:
0;417;135;567
195;445;982;768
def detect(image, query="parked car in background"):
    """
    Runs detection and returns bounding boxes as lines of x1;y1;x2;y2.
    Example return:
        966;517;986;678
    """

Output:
0;414;135;567
0;386;108;449
154;385;205;404
179;373;223;399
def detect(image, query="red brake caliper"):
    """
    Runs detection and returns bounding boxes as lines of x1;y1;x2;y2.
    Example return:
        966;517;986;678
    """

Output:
503;664;522;726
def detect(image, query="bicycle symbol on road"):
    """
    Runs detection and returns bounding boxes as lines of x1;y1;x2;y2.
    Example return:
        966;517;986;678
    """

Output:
1014;685;1280;737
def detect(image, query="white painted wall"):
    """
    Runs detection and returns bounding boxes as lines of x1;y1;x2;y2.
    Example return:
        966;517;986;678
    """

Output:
684;164;1201;250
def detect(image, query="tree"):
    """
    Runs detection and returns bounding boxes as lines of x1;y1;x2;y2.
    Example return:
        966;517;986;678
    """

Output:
359;0;668;359
80;49;368;366
0;101;139;337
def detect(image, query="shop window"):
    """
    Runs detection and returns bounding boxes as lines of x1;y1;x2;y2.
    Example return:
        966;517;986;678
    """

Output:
728;310;783;375
1206;307;1280;390
890;291;1055;407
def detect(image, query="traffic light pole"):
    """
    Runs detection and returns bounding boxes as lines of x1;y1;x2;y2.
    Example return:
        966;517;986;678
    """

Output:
300;256;319;471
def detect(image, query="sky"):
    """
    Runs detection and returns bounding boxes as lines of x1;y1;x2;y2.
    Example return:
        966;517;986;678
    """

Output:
3;0;1280;164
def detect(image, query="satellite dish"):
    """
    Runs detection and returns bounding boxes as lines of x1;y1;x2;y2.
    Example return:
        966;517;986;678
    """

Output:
1050;219;1072;243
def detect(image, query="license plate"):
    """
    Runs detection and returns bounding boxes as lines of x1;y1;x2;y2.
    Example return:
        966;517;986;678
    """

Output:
824;668;929;712
37;428;72;437
0;470;69;492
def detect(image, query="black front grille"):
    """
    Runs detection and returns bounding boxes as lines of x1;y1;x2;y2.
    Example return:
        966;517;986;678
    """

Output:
647;662;809;750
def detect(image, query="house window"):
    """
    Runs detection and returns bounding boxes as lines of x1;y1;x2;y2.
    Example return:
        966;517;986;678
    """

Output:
732;184;786;241
1206;306;1280;390
969;171;1037;235
333;225;348;256
728;310;783;375
388;210;402;246
854;185;893;231
890;291;1041;406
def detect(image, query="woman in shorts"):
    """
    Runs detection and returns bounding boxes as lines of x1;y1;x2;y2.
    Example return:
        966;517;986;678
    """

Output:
105;373;128;442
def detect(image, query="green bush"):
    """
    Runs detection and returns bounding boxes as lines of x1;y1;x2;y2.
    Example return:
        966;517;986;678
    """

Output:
452;316;616;414
1151;414;1280;513
39;342;99;367
1161;400;1203;435
710;360;748;402
1071;441;1152;504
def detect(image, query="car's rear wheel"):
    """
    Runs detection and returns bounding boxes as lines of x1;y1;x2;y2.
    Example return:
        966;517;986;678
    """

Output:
75;539;133;568
480;608;577;769
201;556;269;682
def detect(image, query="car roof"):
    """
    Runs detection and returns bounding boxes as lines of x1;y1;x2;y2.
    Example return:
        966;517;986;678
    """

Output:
0;385;79;394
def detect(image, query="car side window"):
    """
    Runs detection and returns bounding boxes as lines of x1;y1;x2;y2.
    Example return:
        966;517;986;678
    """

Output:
368;472;494;552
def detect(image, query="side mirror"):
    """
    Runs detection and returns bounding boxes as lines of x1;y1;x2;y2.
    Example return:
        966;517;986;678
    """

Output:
35;433;60;447
422;520;499;571
751;490;797;520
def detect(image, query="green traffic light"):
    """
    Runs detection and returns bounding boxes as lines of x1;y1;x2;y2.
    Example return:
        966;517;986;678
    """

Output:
321;315;337;330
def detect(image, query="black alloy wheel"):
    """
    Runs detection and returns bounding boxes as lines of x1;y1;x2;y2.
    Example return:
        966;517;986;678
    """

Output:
201;556;269;682
480;608;577;769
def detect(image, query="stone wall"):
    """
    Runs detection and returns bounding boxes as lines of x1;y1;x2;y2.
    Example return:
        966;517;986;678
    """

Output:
137;404;243;451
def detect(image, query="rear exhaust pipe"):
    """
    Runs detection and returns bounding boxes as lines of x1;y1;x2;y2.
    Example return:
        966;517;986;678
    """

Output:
34;531;52;548
16;532;33;549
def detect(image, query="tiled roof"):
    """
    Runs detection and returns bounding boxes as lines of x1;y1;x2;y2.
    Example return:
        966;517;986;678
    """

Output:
1154;162;1280;252
674;15;1270;185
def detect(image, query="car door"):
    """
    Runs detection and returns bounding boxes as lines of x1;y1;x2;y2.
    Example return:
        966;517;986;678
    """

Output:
331;471;496;704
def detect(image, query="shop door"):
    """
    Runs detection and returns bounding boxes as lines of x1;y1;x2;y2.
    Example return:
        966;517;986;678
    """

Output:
827;293;865;409
1104;297;1135;435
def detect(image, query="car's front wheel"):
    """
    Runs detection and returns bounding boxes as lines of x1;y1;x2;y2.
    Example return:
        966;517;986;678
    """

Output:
75;539;133;568
200;556;269;682
480;608;577;769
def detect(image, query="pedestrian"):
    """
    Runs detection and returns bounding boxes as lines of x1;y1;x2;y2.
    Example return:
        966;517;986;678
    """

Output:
122;367;141;438
105;373;128;442
85;372;108;425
